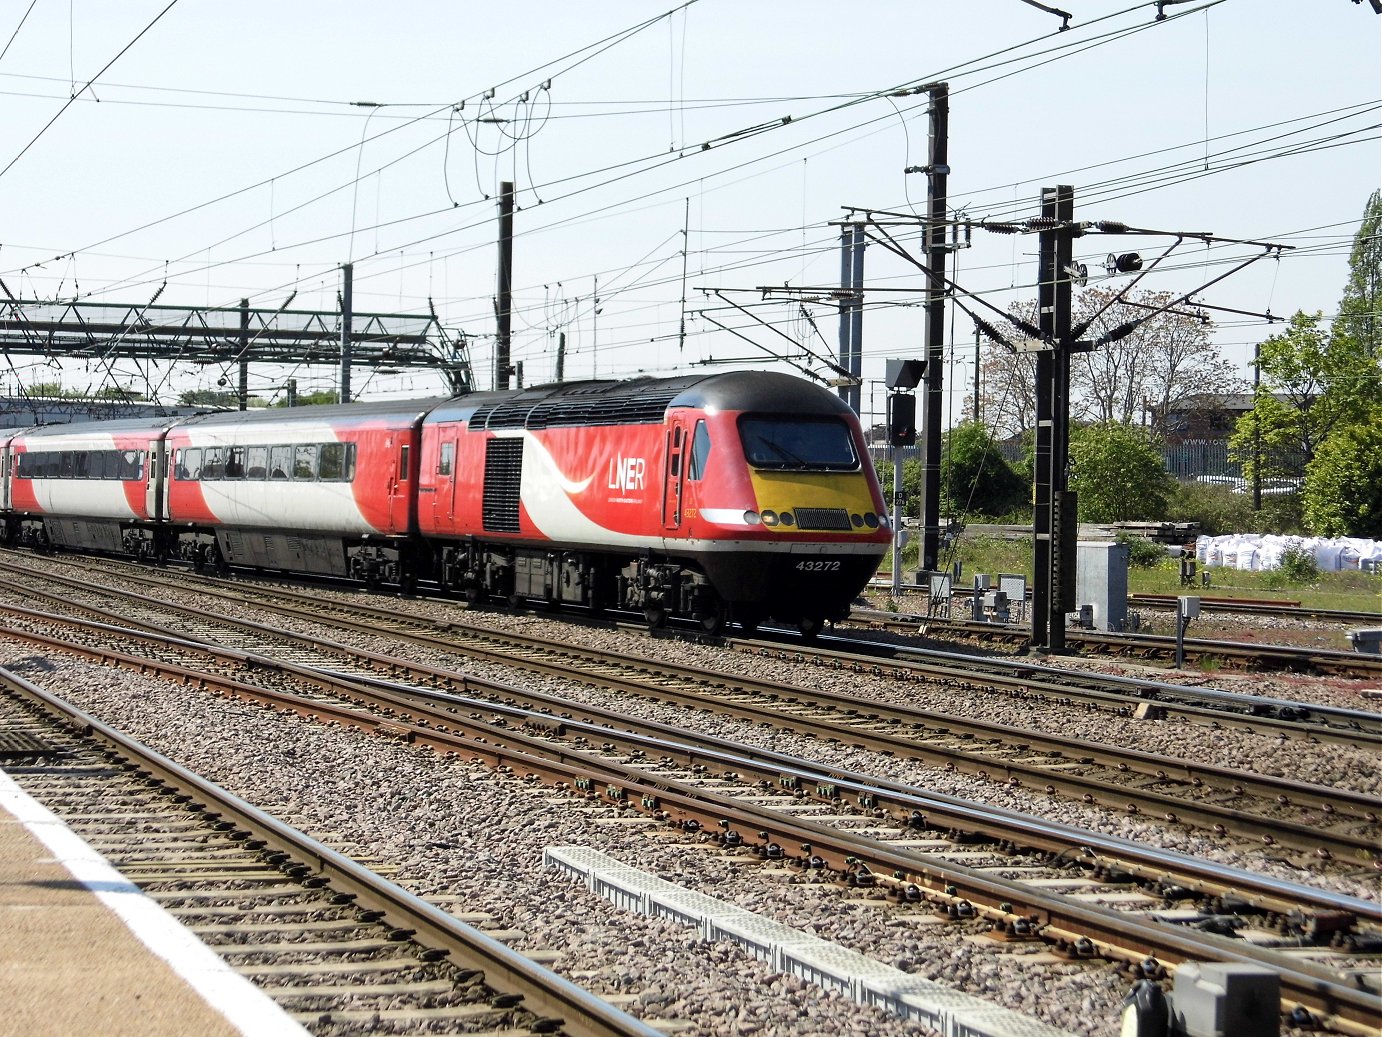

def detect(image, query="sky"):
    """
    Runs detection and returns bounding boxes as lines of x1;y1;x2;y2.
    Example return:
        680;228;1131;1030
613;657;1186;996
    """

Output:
1;0;1378;425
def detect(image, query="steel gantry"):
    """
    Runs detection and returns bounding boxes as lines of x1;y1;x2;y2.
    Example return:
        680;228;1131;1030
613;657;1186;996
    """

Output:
0;296;473;403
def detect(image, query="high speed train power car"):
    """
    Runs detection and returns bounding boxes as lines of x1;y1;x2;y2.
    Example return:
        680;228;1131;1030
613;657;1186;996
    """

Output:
0;371;892;636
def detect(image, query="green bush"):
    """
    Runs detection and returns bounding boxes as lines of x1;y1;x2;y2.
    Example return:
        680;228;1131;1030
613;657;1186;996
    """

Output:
1118;534;1167;568
1275;544;1319;584
1166;482;1256;536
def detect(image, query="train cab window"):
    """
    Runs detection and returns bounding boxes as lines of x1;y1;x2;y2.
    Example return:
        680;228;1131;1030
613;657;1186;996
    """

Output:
245;446;268;480
202;446;226;480
738;416;858;471
688;421;711;481
399;445;410;480
319;442;345;481
669;426;683;478
224;447;245;479
177;447;202;480
437;441;454;476
269;445;292;479
292;444;318;480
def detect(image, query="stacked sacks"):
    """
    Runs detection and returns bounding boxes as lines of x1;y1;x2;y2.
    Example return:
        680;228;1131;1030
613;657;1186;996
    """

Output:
1195;534;1382;572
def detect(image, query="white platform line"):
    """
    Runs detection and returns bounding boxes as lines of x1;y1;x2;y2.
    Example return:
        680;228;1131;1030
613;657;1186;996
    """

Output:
0;770;309;1037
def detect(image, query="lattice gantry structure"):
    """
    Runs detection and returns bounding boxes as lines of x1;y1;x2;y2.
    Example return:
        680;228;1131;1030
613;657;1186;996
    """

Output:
0;297;474;400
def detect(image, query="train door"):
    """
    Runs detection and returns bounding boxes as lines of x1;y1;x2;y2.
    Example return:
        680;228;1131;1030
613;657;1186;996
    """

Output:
434;436;457;530
390;439;412;531
149;438;167;520
662;420;687;531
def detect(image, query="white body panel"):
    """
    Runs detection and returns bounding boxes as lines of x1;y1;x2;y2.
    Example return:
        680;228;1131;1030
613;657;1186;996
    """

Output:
28;481;144;521
192;483;378;535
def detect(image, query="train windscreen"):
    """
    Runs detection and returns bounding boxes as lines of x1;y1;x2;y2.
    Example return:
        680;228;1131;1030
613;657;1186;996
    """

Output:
738;416;857;471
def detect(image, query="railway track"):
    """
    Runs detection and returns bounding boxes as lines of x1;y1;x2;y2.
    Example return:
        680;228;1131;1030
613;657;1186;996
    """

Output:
0;666;660;1037
0;557;1377;1032
0;554;1376;862
3;550;1377;747
847;608;1382;679
1127;594;1382;625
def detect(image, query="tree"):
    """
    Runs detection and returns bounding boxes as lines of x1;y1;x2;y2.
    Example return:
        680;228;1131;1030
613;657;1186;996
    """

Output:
274;390;339;407
1229;310;1381;482
1069;287;1242;426
940;421;1028;519
1338;189;1381;358
975;341;1038;441
976;288;1241;436
1301;404;1382;539
178;389;268;408
1068;422;1173;522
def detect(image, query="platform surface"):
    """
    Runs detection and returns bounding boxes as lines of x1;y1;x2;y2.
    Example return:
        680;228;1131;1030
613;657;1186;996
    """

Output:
0;770;306;1037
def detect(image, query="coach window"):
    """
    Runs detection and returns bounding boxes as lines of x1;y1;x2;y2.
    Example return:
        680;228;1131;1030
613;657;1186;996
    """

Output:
319;442;345;481
202;446;226;480
59;451;76;478
343;442;357;481
293;444;318;480
224;447;245;479
269;445;291;479
102;451;120;479
687;420;711;481
245;446;268;480
177;447;202;480
437;441;454;476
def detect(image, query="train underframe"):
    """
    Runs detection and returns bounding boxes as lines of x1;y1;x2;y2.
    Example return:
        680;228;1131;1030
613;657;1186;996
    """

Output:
432;536;876;638
5;515;874;638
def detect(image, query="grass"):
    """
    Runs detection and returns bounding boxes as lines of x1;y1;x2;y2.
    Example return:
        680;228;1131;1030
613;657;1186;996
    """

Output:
880;534;1381;613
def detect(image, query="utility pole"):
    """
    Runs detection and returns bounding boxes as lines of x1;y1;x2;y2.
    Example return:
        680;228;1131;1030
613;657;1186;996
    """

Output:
555;331;566;382
339;264;353;404
238;298;250;411
919;83;949;574
1252;343;1262;510
1031;185;1076;654
836;223;865;414
495;181;514;391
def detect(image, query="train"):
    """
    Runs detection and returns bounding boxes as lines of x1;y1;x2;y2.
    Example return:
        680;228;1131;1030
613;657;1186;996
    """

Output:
0;370;892;636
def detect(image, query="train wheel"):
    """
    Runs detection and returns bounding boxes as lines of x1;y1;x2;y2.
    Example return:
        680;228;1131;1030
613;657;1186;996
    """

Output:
507;592;525;611
734;606;761;636
698;604;727;637
798;616;824;640
464;584;486;606
643;606;667;630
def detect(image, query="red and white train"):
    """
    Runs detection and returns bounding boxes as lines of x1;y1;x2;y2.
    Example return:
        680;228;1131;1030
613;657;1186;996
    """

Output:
0;371;891;635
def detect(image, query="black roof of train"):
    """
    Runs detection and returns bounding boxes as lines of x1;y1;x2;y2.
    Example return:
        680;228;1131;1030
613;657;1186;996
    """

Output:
4;371;848;440
426;370;846;431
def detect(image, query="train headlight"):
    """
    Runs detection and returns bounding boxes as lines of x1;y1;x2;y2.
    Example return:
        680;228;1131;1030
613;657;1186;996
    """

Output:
863;513;879;529
743;510;762;525
780;511;795;526
761;510;780;527
877;513;890;529
851;513;863;528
